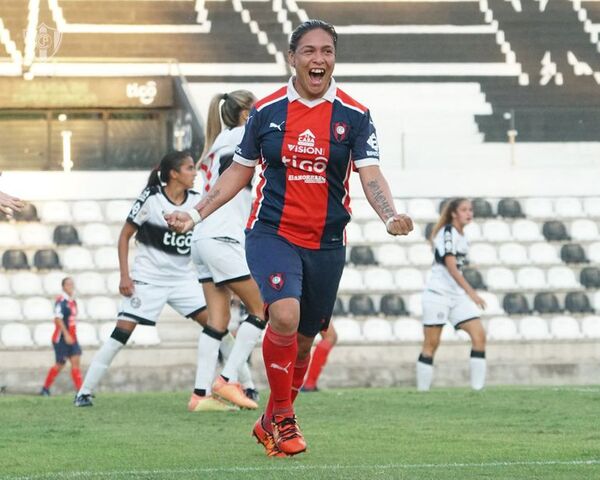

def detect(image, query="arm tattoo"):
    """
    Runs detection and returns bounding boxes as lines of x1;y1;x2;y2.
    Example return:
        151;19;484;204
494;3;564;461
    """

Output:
366;180;395;220
198;188;221;213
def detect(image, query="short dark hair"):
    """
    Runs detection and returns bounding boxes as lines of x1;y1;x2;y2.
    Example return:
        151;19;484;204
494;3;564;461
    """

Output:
289;19;337;53
61;276;72;287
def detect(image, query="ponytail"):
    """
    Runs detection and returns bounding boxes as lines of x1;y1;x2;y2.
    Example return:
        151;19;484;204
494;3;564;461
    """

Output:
430;197;470;242
146;150;192;187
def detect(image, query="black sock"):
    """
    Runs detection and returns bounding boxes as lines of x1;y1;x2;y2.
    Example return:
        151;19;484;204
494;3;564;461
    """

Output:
418;353;434;365
220;375;229;382
194;389;206;397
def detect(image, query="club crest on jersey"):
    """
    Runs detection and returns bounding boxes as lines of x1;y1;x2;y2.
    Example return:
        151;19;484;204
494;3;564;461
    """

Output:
269;273;285;291
333;122;348;142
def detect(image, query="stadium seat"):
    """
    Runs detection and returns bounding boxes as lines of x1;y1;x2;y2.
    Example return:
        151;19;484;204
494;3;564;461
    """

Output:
582;315;600;338
334;318;362;343
105;271;121;294
13;203;39;222
487;316;519;340
486;267;515;290
524;198;553;218
53;225;81;245
75;272;107;295
407;199;437;221
33;322;54;346
61;246;95;270
512;219;543;242
393;318;423;342
72;200;104;223
351;200;376;221
98;322;115;342
565;292;594;314
547;266;580;289
362;318;394;342
570;219;599;242
472;198;494;218
0;224;20;247
408;244;432;266
77;322;99;346
588;242;600;263
463;268;486;290
583;197;600;217
380;294;408;316
338;267;363;291
86;296;118;320
519;316;551;340
0;275;11;296
482;220;512;241
560;243;588;264
376;244;408;267
594;291;600;311
497;198;524;218
349;245;376;266
424;222;434;241
23;297;54;321
394;268;424;291
550;316;582;339
130;325;161;346
105;200;133;223
33;249;61;270
2;249;29;270
498;243;529;266
441;324;460;342
469;243;498;265
348;294;376;316
11;271;44;296
333;297;345;317
0;297;22;321
529;243;560;265
40;201;72;223
580;267;600;289
397;223;422;243
516;267;546;290
1;323;34;347
408;293;423;317
345;222;363;243
478;291;503;315
554;197;584;218
463;222;482;241
534;292;561;314
20;224;53;247
42;271;68;295
502;293;530;315
364;267;394;291
81;223;114;246
363;220;389;242
542;221;570;241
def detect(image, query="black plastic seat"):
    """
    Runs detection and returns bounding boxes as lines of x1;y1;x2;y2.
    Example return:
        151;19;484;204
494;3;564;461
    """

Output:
349;245;376;266
463;268;486;290
33;249;61;270
560;243;588;264
497;198;524;218
438;199;450;214
580;267;600;289
502;293;530;315
2;249;29;270
13;203;39;222
380;294;408;317
565;292;594;314
534;292;561;314
473;198;494;218
424;222;434;241
542;221;570;241
332;297;345;316
348;294;376;316
53;225;81;245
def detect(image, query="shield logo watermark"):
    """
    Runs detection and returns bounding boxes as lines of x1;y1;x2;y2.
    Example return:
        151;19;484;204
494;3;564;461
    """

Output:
34;23;62;61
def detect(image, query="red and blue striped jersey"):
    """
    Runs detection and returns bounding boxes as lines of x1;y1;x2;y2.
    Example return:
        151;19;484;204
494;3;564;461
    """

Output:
233;78;380;250
52;294;78;343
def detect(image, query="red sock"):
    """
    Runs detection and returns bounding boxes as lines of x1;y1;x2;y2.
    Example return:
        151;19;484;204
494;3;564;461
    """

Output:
262;326;297;418
291;355;310;404
304;339;333;389
43;366;61;389
71;368;82;390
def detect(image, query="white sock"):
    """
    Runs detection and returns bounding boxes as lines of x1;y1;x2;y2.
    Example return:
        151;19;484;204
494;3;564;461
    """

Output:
219;332;235;363
194;331;222;394
416;355;434;391
78;337;123;396
470;352;486;390
238;362;255;390
220;319;263;383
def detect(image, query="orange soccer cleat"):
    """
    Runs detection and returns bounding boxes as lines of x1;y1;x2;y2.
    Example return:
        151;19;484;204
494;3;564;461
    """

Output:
252;415;288;457
271;414;307;456
212;376;258;410
187;393;238;412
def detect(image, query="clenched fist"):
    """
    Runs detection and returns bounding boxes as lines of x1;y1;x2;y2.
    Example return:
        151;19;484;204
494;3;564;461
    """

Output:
164;211;195;233
385;214;414;236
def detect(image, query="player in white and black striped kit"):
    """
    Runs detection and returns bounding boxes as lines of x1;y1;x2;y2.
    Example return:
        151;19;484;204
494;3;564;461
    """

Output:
417;198;487;391
74;151;230;409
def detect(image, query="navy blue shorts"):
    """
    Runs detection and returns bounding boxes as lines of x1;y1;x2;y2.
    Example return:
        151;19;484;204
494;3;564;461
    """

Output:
245;223;345;337
53;340;82;364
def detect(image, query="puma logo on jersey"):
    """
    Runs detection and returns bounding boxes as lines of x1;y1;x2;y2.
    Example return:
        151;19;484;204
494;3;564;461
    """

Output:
269;121;285;131
270;362;292;374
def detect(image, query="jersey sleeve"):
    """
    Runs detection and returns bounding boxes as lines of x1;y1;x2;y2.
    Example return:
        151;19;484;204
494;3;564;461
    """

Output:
126;187;153;227
351;110;380;169
54;299;63;319
233;107;260;167
435;226;458;259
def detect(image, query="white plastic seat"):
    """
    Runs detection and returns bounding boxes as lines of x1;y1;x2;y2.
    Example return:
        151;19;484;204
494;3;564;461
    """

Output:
75;299;88;320
0;297;23;321
519;316;551;340
363;267;394;291
469;243;498;266
408;293;423;317
529;243;560;265
362;317;394;342
40;201;72;223
487;316;519;340
593;291;600;311
345;222;363;243
516;267;546;290
512;219;543;241
105;200;133;223
570;219;598;241
42;271;68;295
408;244;432;266
583;197;600;217
72;200;104;223
588;242;600;263
550;315;582;339
75;272;107;295
351;199;378;221
547;266;579;289
81;223;113;246
0;224;20;247
376;244;408;267
334;317;362;343
87;296;118;320
19;224;53;247
94;247;119;270
61;246;95;270
407;199;437;221
554;197;583;218
463;222;482;241
363;220;389;242
77;322;99;346
0;275;11;295
393;318;423;342
485;267;515;290
33;322;55;346
395;223;422;243
441;323;459;342
2;323;34;346
106;271;121;294
130;324;161;345
482;220;512;241
11;272;44;296
478;291;503;315
338;267;363;291
524;198;553;218
394;268;424;291
498;243;529;266
99;322;115;342
582;315;600;338
23;297;54;321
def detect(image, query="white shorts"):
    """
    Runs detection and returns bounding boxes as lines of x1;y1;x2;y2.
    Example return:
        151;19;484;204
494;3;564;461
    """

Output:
422;289;481;329
192;237;251;286
118;280;206;325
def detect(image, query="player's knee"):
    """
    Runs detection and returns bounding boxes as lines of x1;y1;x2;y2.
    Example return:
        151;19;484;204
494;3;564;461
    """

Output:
55;362;66;370
326;327;338;346
269;310;299;333
110;327;133;345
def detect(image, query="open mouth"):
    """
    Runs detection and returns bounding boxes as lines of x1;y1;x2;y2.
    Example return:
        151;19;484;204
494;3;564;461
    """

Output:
308;68;326;85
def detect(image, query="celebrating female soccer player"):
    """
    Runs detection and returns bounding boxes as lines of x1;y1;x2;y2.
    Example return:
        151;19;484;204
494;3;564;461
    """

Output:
417;198;487;392
166;19;413;456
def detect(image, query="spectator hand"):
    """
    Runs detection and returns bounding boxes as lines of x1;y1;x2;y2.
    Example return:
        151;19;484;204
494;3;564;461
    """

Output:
385;214;414;236
164;211;194;233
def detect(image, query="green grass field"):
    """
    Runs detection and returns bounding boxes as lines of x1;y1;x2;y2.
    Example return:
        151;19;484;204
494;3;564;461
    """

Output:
1;387;599;480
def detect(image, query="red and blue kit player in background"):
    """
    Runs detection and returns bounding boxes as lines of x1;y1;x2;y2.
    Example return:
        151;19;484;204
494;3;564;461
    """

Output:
41;277;83;396
166;19;414;456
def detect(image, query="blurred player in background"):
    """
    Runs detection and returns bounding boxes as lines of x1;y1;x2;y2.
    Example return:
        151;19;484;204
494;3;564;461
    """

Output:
189;90;267;412
301;322;337;392
41;277;82;396
417;198;487;391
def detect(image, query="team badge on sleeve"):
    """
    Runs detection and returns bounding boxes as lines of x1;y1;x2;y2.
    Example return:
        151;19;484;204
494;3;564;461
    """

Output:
269;273;285;291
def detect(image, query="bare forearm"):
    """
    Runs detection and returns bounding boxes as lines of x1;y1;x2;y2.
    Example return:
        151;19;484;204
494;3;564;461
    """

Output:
360;167;397;222
447;262;475;295
118;227;133;278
